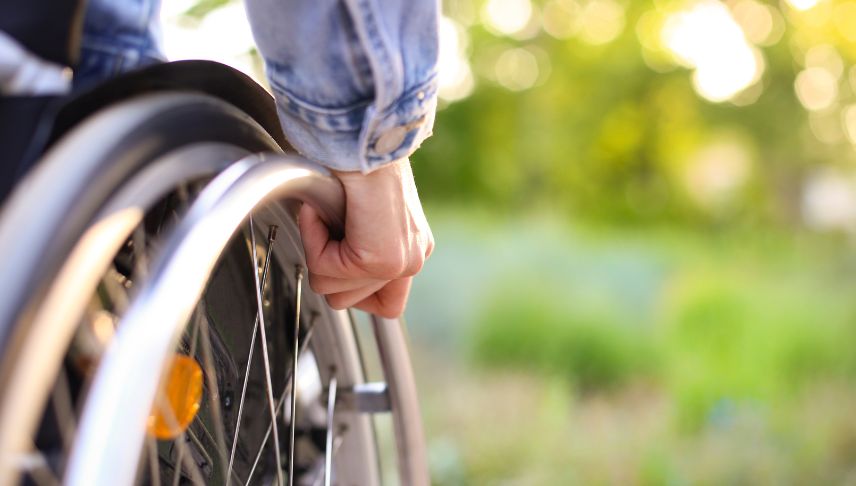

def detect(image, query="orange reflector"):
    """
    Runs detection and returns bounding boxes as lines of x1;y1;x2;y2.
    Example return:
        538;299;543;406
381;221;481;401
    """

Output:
147;354;203;440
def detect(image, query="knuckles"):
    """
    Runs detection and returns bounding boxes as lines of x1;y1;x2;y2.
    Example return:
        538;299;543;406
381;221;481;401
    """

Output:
349;237;432;280
305;222;433;319
349;248;410;279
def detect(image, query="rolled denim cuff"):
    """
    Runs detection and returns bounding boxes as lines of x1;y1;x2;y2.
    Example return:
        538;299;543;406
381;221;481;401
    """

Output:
271;73;437;173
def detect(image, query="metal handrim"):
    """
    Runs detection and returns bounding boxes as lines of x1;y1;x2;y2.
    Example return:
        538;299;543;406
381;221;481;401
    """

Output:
0;143;250;479
0;92;429;486
64;153;384;485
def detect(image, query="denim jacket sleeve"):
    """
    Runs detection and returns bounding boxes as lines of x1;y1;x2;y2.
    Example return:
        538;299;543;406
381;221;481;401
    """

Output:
243;0;439;173
77;0;439;173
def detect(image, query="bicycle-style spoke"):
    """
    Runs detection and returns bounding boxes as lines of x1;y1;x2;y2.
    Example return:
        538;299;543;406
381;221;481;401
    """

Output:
186;305;246;486
7;156;396;486
148;394;207;486
173;432;207;486
50;366;76;460
170;315;203;486
311;433;345;486
145;437;161;486
132;225;148;281
26;467;58;486
196;308;231;481
102;268;129;314
171;425;185;481
248;215;284;486
16;448;59;486
175;183;191;211
227;225;277;486
245;322;316;486
287;267;304;486
136;221;156;485
324;375;337;486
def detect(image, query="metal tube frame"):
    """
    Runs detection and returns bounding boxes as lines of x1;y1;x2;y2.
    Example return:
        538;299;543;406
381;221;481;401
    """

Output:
63;154;429;486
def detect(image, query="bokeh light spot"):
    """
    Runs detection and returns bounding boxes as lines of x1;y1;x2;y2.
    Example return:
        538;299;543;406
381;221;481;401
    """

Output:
730;0;783;46
804;44;843;79
684;139;752;211
482;0;534;36
542;0;581;39
577;0;626;45
802;172;856;231
662;1;763;103
794;67;838;111
495;48;539;91
161;2;257;77
438;17;475;102
785;0;820;11
809;111;844;144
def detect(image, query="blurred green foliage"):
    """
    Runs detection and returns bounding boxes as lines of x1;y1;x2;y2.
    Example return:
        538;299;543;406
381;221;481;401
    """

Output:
468;223;856;430
414;0;856;228
410;214;856;483
472;286;657;391
403;2;856;476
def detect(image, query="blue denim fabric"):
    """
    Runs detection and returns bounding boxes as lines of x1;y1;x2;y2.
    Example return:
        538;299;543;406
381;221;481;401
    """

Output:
75;0;165;90
77;0;439;173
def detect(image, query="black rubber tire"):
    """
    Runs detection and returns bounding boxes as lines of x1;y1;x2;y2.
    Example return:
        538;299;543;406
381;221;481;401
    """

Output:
0;92;282;360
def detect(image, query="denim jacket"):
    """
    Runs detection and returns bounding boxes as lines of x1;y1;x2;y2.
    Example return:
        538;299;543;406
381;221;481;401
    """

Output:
78;0;439;173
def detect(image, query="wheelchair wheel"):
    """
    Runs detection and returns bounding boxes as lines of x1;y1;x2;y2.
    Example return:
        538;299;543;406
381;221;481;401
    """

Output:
0;90;427;486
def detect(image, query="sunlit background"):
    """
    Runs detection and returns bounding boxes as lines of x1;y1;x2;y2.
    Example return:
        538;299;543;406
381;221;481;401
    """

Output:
164;0;856;483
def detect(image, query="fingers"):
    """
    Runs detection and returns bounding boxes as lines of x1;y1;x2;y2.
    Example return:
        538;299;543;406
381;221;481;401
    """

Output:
352;278;413;318
307;273;382;295
298;203;344;275
324;280;388;310
299;203;371;279
299;203;428;280
297;158;432;320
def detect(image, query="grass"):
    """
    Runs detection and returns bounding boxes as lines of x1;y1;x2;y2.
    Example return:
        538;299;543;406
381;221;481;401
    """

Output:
471;287;657;392
405;209;856;484
465;218;856;429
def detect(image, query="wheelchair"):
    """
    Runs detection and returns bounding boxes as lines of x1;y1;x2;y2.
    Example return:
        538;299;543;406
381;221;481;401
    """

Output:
0;5;428;485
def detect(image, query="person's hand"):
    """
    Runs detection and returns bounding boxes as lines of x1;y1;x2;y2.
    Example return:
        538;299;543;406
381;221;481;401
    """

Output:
298;158;434;318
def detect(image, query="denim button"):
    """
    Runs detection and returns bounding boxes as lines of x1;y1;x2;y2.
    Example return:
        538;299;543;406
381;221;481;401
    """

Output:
374;126;407;154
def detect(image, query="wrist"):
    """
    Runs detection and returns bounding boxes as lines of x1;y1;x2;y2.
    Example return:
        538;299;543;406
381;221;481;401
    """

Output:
332;158;412;201
332;157;409;181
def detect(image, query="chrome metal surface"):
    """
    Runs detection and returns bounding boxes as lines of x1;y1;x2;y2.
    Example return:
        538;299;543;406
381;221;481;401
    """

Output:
172;306;208;486
227;225;277;486
145;438;159;486
336;382;391;413
246;325;315;485
288;268;303;486
196;304;230;479
65;155;345;485
324;376;337;486
372;316;431;486
249;215;284;486
0;90;413;486
1;122;426;485
0;143;249;480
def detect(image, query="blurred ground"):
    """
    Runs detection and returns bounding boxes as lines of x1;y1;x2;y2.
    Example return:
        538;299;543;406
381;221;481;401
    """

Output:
405;209;856;484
